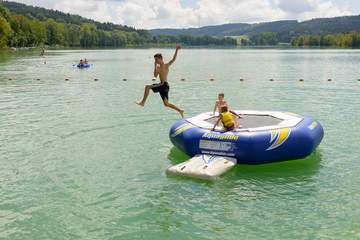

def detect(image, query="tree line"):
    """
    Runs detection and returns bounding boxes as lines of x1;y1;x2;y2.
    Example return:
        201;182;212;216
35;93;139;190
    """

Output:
237;32;360;47
0;4;236;49
3;1;360;49
291;33;360;47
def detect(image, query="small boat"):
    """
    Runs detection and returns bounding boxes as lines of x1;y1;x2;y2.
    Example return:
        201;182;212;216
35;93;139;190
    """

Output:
167;111;324;179
76;63;91;68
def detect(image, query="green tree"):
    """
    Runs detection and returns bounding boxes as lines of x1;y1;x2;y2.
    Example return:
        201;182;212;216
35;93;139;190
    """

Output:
250;32;278;45
45;19;65;46
29;20;46;45
111;31;127;47
125;31;140;45
9;15;30;47
0;16;11;48
80;23;98;47
67;24;81;46
351;33;360;47
0;5;11;21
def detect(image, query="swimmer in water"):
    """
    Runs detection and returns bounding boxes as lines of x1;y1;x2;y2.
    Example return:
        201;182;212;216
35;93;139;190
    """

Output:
136;44;184;118
40;47;45;56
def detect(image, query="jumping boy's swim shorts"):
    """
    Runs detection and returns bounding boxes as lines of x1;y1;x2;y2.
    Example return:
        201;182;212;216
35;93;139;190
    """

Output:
151;81;169;100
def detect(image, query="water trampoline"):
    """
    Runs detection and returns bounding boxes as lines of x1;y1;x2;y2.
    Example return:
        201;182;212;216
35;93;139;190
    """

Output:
168;110;323;176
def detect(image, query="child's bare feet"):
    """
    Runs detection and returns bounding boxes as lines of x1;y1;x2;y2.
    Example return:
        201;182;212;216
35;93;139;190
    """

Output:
135;101;145;107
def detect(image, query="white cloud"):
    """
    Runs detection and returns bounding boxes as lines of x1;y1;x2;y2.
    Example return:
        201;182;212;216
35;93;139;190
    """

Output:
115;0;197;29
194;0;286;26
115;0;287;29
277;0;313;13
53;0;114;23
12;0;354;28
13;0;115;23
115;0;352;29
276;0;351;19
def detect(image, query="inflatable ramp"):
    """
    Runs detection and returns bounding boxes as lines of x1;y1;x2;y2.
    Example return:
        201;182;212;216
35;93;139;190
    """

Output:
166;154;237;180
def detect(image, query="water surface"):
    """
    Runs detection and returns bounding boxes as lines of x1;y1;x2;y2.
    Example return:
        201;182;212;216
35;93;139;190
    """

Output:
1;49;360;239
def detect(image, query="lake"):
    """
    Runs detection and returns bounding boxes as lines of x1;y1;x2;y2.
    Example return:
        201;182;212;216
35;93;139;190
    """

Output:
1;48;360;239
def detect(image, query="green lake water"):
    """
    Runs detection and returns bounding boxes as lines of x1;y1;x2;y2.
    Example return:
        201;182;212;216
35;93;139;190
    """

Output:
1;49;360;239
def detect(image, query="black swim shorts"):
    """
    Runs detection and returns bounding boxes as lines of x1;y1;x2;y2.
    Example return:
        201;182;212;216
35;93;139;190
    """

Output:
150;81;169;101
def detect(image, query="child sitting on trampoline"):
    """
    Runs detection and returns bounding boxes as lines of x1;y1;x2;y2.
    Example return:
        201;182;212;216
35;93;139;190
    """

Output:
212;106;241;132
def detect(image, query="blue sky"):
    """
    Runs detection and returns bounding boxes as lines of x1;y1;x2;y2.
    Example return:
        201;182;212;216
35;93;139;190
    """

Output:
13;0;360;29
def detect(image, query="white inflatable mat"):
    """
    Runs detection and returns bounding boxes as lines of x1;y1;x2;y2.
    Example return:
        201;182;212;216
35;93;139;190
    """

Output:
166;155;237;180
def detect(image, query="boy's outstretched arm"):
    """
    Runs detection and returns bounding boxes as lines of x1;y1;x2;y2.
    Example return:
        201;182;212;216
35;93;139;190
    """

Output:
167;44;181;66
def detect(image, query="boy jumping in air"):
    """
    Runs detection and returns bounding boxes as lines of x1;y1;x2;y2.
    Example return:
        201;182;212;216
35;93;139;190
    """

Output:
136;44;184;118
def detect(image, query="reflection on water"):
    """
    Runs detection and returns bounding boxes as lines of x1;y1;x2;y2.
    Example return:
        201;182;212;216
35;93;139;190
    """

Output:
233;150;322;180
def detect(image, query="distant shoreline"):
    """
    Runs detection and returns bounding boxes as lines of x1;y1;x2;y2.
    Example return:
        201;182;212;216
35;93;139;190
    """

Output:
2;45;360;52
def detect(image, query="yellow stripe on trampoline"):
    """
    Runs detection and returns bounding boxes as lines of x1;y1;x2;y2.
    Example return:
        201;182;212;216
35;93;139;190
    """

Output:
267;128;291;150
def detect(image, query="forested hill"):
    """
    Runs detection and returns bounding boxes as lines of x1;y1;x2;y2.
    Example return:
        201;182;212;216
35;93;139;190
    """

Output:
151;15;360;38
2;1;360;49
151;23;252;37
151;21;298;37
0;1;236;48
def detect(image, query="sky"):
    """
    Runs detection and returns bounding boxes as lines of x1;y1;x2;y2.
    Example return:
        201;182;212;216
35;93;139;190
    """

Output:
12;0;360;29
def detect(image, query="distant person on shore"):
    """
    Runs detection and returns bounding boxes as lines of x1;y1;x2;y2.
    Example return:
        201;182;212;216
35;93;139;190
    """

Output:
136;44;184;118
213;92;228;115
212;106;241;132
40;47;45;56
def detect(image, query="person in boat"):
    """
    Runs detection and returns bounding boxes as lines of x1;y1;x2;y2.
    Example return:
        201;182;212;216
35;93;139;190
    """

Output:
136;44;184;118
84;59;88;64
212;106;241;132
213;92;228;115
79;59;84;65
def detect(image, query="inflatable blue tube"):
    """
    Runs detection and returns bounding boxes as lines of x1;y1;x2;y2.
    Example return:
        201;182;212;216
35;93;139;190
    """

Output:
169;111;324;164
77;63;91;68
